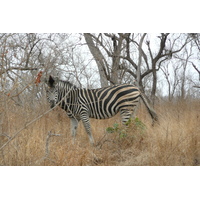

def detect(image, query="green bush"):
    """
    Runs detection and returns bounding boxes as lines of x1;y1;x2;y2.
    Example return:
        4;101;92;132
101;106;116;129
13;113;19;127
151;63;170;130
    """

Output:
106;117;146;138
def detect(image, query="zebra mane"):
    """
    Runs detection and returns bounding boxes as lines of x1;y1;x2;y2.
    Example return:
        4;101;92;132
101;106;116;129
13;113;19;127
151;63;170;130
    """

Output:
58;79;77;89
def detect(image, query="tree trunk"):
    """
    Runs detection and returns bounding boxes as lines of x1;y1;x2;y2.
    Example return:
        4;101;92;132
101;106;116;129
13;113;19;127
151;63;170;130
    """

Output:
137;33;147;89
110;35;123;85
151;62;157;106
84;33;108;87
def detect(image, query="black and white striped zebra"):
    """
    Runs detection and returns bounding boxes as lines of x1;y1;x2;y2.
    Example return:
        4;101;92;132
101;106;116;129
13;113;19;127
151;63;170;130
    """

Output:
45;75;158;144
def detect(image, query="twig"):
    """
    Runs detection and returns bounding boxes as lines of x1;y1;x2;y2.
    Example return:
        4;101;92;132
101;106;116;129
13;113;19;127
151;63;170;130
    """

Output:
0;85;75;151
0;107;54;151
45;131;61;157
95;133;107;147
0;133;18;152
33;131;61;165
95;133;116;149
0;133;11;139
33;155;56;166
193;86;200;89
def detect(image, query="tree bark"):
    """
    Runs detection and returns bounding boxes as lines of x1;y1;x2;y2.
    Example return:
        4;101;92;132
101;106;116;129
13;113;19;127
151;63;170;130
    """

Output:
151;62;157;105
84;33;108;87
137;33;147;89
110;34;123;84
150;33;169;104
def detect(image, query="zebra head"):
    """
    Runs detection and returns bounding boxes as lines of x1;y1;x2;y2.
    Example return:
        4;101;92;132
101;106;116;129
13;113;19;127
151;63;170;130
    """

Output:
45;75;59;108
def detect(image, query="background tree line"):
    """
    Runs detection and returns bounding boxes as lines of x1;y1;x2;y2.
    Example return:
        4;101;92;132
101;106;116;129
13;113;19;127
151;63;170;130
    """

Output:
0;33;200;107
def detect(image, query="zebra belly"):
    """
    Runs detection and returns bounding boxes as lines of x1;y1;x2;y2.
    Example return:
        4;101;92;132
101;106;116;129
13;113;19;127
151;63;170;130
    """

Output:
89;113;116;119
88;109;118;119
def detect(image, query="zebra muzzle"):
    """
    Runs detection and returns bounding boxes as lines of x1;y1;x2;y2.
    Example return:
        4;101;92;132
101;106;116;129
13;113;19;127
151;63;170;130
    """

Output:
50;100;56;108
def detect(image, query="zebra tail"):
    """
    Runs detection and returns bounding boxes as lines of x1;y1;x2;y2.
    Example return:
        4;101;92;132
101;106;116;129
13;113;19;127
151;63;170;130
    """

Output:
140;93;159;124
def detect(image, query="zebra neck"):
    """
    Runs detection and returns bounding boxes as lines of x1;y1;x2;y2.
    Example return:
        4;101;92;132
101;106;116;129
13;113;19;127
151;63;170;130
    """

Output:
58;85;76;102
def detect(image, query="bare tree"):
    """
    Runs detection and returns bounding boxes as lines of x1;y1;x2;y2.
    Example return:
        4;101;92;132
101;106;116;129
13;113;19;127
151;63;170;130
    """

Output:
0;33;73;106
1;33;198;108
84;33;193;104
161;61;182;101
84;33;109;87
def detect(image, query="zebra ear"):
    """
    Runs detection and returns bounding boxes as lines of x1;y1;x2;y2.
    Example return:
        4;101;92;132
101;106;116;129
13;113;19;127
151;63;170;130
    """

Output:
48;75;55;87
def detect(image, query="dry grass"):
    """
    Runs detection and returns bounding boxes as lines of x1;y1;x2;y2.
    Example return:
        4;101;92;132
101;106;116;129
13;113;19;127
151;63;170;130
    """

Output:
0;98;200;166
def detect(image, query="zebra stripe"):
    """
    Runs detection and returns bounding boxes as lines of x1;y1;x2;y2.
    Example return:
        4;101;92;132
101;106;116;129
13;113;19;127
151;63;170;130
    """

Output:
45;75;158;144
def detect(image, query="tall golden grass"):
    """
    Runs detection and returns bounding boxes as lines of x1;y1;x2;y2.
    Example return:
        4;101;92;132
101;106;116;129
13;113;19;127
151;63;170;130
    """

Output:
0;98;199;166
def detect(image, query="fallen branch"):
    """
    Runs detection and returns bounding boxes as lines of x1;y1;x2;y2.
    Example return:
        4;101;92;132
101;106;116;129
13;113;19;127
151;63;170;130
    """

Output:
45;131;61;157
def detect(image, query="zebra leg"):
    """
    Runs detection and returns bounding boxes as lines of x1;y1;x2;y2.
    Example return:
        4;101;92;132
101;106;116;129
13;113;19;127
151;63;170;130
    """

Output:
70;118;79;144
80;112;94;145
120;108;133;125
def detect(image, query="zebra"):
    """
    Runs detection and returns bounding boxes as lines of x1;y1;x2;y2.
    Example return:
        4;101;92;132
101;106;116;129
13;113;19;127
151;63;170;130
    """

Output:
45;75;158;145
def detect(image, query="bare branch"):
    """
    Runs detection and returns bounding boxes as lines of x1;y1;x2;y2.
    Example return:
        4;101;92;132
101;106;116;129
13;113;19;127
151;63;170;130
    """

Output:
191;62;200;81
0;66;38;76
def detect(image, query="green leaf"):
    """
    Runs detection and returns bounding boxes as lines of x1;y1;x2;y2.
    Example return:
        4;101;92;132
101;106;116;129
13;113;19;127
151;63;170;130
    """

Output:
106;127;115;133
113;123;119;129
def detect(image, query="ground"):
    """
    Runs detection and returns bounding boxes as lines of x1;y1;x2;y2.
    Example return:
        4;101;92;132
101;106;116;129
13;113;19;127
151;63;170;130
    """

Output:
0;99;200;166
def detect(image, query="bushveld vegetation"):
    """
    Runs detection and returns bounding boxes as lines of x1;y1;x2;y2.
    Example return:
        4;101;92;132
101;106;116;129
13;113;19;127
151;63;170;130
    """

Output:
0;33;200;166
1;97;199;166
